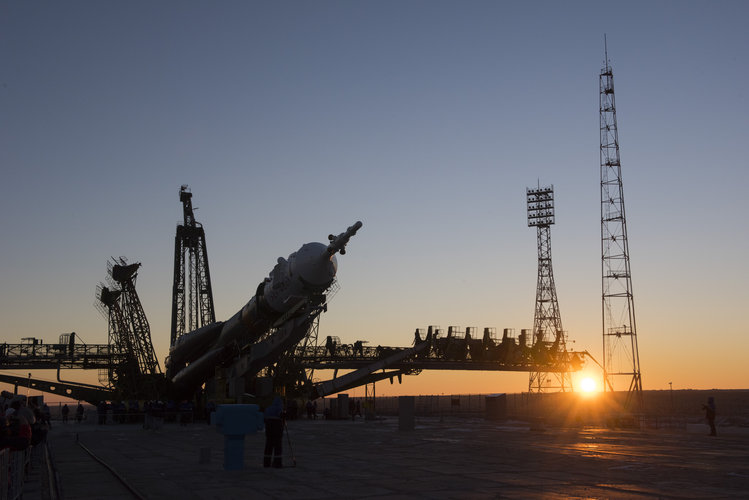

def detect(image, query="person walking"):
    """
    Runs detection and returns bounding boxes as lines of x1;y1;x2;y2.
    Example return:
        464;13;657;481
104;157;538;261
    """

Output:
97;400;108;425
702;397;717;436
76;402;84;423
42;403;51;427
61;404;69;424
263;397;285;468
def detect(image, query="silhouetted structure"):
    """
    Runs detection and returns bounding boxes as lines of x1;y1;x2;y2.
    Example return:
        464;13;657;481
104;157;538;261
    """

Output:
95;257;162;399
2;189;588;405
526;185;571;392
599;38;643;408
171;185;216;346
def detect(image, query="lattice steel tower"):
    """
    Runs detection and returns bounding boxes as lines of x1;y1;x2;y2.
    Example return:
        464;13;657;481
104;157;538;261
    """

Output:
170;185;216;346
527;184;571;392
96;257;161;396
599;40;643;408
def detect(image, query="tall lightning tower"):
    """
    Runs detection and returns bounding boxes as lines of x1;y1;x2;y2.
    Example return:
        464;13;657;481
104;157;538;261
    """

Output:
599;39;643;408
527;184;571;392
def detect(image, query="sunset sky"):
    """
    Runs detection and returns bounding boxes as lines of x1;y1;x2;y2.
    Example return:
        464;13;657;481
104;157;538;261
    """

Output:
1;1;747;399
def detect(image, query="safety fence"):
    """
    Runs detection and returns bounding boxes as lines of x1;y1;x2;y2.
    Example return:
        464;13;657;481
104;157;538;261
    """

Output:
0;446;32;500
61;408;201;426
317;394;495;419
318;392;749;428
367;394;489;417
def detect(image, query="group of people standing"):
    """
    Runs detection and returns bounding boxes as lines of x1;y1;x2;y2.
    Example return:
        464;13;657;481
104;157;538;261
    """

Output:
0;398;49;451
59;402;86;423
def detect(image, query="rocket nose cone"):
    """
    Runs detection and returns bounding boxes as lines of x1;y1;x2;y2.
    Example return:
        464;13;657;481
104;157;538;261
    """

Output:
293;242;337;289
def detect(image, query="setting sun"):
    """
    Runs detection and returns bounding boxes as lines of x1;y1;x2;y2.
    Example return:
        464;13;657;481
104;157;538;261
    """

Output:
580;377;597;393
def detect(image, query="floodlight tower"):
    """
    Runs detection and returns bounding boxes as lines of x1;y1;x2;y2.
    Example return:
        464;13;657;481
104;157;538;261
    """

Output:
599;39;643;408
526;184;571;392
170;186;216;346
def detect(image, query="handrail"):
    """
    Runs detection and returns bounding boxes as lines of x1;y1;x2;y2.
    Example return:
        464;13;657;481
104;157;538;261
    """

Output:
0;445;33;500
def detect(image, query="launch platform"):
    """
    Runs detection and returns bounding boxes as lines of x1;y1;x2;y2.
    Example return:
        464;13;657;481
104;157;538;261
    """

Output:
35;415;749;499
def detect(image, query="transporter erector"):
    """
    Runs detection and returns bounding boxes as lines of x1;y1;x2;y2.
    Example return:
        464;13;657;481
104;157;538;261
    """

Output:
166;221;363;396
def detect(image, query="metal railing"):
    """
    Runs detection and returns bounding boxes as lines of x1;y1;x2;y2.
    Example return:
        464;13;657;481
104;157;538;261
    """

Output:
0;342;115;370
0;446;31;500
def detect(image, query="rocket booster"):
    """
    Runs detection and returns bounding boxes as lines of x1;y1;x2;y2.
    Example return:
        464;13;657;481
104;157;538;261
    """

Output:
167;221;362;393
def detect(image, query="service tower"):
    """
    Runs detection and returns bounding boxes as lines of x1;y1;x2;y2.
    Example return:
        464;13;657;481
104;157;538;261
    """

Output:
171;185;216;346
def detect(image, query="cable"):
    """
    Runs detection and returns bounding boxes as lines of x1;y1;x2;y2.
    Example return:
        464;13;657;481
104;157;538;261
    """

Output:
76;436;146;500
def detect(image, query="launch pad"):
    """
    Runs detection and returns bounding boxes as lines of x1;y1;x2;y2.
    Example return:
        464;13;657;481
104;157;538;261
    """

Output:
44;414;749;499
0;186;585;405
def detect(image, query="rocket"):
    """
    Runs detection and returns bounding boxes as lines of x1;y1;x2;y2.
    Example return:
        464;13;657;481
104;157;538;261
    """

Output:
166;221;363;395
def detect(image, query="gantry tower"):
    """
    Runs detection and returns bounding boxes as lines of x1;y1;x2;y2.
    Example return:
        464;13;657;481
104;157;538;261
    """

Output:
527;185;571;392
170;185;216;346
599;39;643;408
96;257;161;397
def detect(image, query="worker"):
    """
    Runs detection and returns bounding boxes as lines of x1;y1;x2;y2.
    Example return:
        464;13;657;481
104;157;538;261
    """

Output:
702;397;717;436
75;402;84;423
42;403;51;427
263;396;285;468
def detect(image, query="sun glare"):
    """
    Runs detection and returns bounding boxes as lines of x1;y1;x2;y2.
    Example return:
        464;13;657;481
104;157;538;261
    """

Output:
580;377;597;393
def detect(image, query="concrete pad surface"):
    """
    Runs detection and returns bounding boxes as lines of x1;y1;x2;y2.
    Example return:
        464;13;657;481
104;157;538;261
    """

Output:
40;417;749;499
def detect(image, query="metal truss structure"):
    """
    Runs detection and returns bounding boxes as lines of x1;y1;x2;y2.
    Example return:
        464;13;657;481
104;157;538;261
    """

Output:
526;186;572;392
170;185;215;346
1;185;591;404
0;335;113;370
0;324;586;403
95;258;162;398
297;326;583;374
599;40;643;408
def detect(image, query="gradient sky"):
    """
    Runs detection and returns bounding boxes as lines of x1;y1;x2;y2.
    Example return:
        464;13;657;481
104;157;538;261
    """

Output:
1;1;748;398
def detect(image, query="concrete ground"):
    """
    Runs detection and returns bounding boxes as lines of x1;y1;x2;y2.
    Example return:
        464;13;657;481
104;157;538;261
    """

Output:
38;416;749;499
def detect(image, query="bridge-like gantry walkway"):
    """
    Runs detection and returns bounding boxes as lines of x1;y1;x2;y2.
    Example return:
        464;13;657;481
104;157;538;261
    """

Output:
294;326;583;374
1;327;585;401
0;336;116;370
